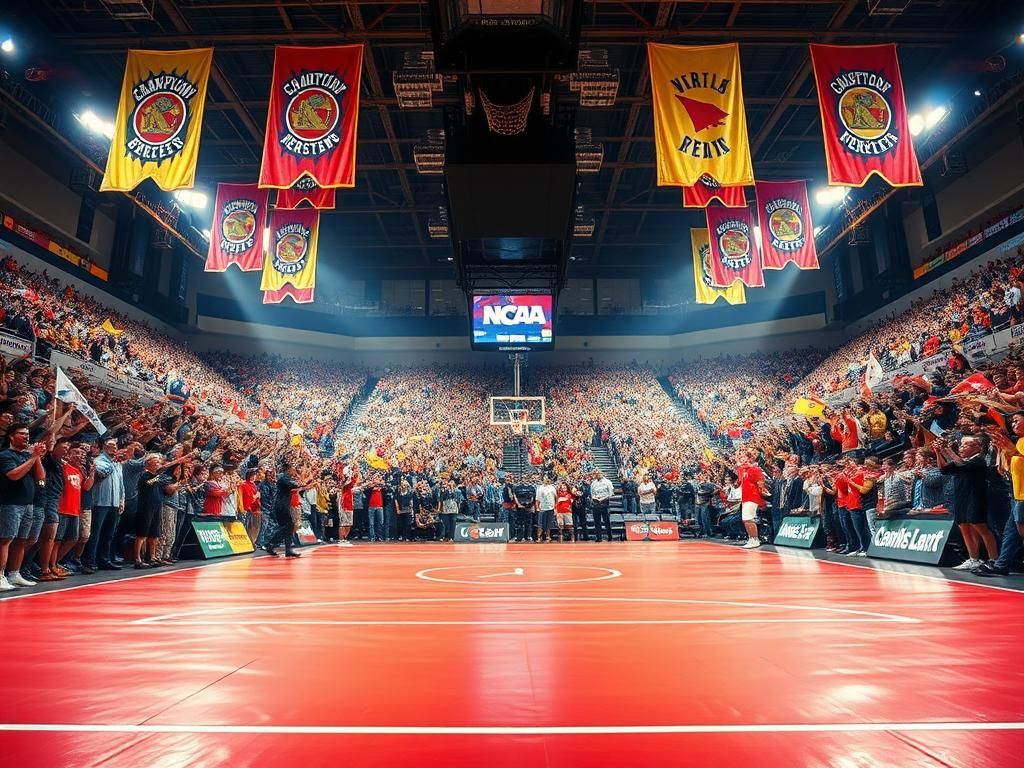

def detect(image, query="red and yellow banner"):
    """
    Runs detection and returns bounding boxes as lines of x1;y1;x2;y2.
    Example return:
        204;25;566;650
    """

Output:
683;175;747;209
754;180;819;271
100;49;212;193
648;42;754;188
275;176;337;210
260;208;319;304
704;205;764;288
259;45;364;190
809;44;922;188
691;228;745;306
205;183;270;273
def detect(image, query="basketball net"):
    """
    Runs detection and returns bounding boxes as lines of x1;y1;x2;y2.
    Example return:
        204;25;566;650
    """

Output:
480;86;534;136
509;409;528;436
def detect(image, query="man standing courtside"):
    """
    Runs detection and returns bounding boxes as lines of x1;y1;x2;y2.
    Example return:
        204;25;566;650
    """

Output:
736;449;768;549
590;470;614;542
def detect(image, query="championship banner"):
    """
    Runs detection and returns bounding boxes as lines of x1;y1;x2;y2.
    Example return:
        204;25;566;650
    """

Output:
260;208;319;304
205;183;270;272
275;176;337;210
259;44;364;190
683;175;747;209
100;49;213;193
704;205;764;288
691;228;745;306
754;180;819;271
809;44;922;188
648;42;754;188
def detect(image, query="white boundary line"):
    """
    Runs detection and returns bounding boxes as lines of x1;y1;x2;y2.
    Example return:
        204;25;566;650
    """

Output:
128;618;916;627
415;564;622;585
0;721;1021;735
133;595;917;625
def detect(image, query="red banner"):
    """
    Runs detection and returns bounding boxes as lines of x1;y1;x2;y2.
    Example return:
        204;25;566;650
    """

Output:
683;175;746;208
259;45;364;190
205;183;269;272
275;176;337;210
809;43;922;188
754;180;819;271
705;204;764;288
625;521;679;541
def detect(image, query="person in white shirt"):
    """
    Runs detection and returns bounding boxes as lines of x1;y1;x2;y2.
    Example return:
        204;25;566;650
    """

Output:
590;471;615;542
535;478;557;543
637;474;658;515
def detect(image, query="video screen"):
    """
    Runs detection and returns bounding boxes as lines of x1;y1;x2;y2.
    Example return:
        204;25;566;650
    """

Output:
471;294;554;349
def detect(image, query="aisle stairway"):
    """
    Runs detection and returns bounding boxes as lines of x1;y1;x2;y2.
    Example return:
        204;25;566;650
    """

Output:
657;375;730;449
501;438;528;481
334;376;378;440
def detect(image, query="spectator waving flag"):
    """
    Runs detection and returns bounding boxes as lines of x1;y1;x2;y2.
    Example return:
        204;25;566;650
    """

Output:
55;367;106;435
809;44;922;188
704;204;764;288
950;372;994;395
754;180;819;271
865;350;885;393
259;45;364;190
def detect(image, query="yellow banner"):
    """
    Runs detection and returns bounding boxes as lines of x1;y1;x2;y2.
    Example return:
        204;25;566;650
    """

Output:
793;398;826;419
261;209;319;297
100;49;213;193
223;521;254;554
691;228;745;305
648;43;754;187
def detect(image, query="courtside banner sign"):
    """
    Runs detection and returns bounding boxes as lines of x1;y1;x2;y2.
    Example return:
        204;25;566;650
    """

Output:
100;49;212;193
773;516;822;548
625;521;679;541
205;183;270;272
454;523;510;543
754;180;820;271
224;521;255;554
275;176;337;210
867;517;955;565
191;521;233;559
705;204;765;288
260;207;320;304
295;522;318;545
259;45;364;190
683;176;747;209
648;42;754;188
691;228;745;306
809;44;922;188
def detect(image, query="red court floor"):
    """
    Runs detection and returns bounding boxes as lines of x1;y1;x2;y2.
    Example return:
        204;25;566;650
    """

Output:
1;541;1022;767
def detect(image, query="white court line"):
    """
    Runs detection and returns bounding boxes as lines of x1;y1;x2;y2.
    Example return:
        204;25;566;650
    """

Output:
133;618;915;627
416;564;622;585
134;595;917;625
0;721;1022;735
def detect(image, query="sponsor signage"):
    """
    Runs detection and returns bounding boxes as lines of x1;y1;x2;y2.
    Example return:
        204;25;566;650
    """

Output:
454;522;510;543
224;521;255;554
773;516;822;548
0;329;34;360
296;522;318;545
191;520;233;559
867;517;955;565
625;521;679;541
49;350;164;403
913;203;1024;280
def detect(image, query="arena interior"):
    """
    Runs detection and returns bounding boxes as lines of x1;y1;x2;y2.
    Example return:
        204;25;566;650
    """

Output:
1;1;1024;766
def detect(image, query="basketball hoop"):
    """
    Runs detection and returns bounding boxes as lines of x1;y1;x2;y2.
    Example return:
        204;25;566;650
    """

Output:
480;86;534;136
509;408;528;436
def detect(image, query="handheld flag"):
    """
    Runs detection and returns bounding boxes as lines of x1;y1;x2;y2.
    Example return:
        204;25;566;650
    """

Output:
261;207;320;304
648;43;754;188
950;372;994;395
704;204;765;288
101;319;124;336
55;367;106;435
793;398;826;419
100;49;212;193
754;180;820;271
691;228;745;305
259;45;364;190
809;44;922;188
865;351;885;394
206;183;270;272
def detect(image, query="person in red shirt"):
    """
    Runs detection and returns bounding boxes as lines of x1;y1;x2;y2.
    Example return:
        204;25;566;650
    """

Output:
555;482;573;542
735;448;768;549
338;465;359;546
239;468;262;546
365;474;386;542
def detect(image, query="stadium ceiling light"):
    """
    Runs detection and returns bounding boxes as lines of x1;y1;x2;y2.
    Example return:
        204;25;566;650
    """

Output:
76;109;115;140
974;89;983;97
925;105;948;130
908;113;925;136
173;190;208;209
1;37;13;54
813;225;827;238
814;186;850;206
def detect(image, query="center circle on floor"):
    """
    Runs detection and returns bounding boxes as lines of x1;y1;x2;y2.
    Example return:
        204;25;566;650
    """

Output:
415;564;622;585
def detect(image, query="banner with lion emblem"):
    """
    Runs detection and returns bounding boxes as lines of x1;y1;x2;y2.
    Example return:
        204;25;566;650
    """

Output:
100;48;212;192
754;180;819;271
704;204;764;288
259;45;364;190
205;183;270;272
809;44;922;188
691;228;745;306
260;208;320;304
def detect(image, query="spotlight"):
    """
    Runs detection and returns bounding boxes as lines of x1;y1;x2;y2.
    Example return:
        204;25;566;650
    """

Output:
925;105;948;130
173;190;208;209
1019;32;1024;44
814;186;850;207
813;225;827;238
1;37;13;54
76;109;115;140
974;89;982;97
908;113;925;137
